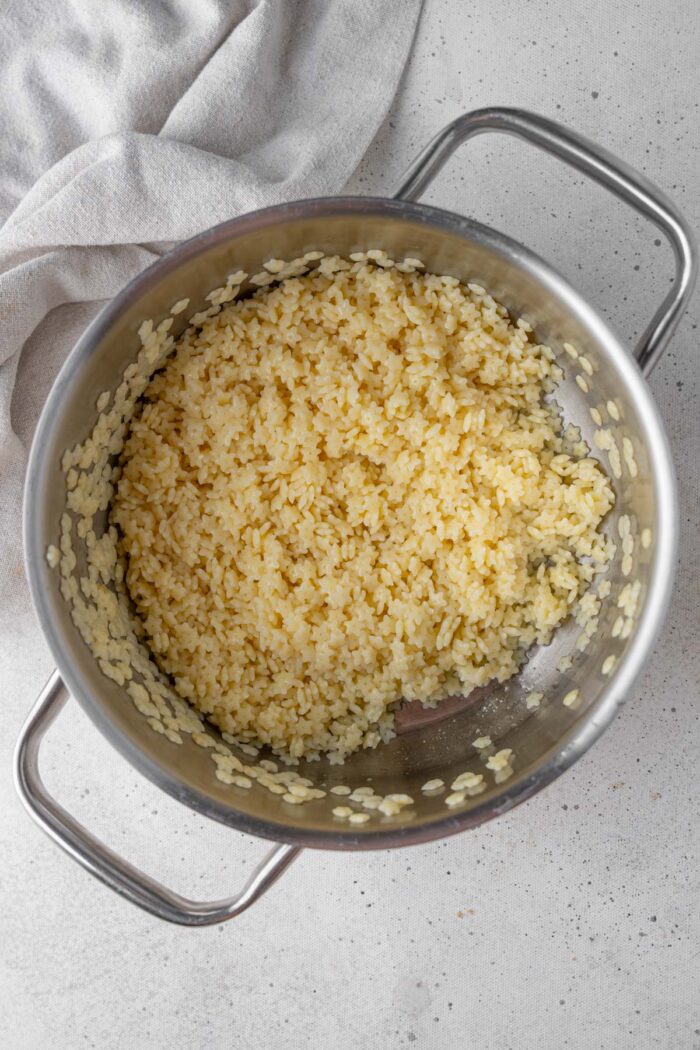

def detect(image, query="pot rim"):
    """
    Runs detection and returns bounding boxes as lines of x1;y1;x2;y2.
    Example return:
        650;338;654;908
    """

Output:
23;194;679;851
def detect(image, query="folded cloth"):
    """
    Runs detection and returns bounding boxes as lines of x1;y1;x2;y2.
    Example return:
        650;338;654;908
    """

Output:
0;0;421;624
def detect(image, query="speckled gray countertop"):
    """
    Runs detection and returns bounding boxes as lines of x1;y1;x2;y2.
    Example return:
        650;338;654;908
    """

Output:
2;1;699;1047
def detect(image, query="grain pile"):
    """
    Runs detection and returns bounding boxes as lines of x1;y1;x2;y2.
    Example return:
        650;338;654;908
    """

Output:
111;256;614;761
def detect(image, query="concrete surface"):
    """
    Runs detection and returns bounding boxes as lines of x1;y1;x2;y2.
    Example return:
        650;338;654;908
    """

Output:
2;1;699;1047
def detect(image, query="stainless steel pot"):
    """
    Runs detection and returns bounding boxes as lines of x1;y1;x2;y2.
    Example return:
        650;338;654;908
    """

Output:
15;108;696;925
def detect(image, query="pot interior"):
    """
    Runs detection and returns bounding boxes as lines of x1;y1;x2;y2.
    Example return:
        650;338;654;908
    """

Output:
24;199;675;848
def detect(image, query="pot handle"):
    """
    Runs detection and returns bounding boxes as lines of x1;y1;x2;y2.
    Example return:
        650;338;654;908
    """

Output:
393;106;696;376
14;671;301;926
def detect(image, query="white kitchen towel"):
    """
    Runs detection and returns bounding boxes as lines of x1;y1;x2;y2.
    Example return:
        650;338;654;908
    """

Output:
0;0;422;624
